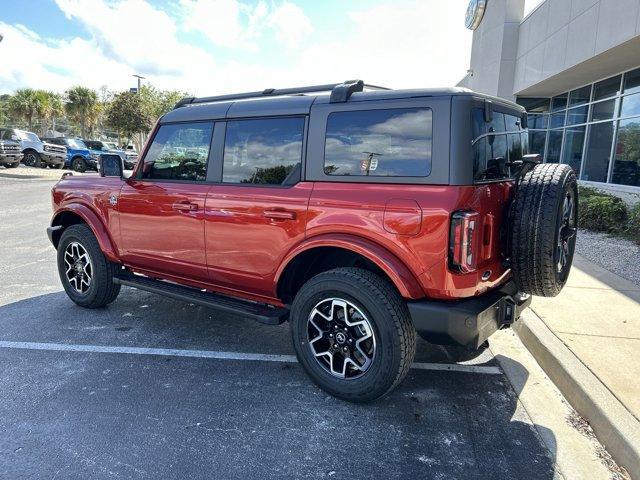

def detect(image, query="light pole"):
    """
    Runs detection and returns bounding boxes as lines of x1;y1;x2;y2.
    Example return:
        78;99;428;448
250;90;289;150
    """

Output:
132;74;145;93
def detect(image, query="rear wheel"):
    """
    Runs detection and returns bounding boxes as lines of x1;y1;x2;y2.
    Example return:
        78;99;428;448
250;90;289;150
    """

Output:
509;163;578;297
72;157;87;172
57;224;121;308
290;267;416;403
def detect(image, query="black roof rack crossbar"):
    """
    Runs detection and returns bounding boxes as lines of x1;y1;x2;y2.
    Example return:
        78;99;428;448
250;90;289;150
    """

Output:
173;80;390;109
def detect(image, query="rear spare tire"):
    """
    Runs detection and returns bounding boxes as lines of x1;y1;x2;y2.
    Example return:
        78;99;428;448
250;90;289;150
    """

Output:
509;163;578;297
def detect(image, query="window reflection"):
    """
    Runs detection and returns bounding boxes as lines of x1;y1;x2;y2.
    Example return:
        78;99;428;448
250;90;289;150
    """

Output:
223;118;304;185
582;122;614;182
562;126;586;174
142;122;212;181
324;108;432;177
612;118;640;186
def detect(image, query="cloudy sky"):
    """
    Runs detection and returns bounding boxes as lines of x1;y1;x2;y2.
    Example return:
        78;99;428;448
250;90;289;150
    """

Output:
0;0;542;96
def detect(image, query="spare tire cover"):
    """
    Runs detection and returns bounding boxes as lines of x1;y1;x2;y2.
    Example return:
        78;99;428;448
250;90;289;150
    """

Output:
509;163;578;297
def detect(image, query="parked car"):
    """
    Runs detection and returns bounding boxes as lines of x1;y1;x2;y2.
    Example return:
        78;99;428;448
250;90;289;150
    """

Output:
0;128;67;168
42;137;100;172
121;144;139;169
47;80;578;402
0;136;21;168
84;140;134;170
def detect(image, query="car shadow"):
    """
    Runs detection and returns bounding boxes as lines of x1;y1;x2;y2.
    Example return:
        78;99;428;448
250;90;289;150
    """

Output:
0;291;559;479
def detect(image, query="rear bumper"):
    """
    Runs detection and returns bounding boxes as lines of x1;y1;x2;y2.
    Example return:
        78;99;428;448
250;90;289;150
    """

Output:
407;281;531;349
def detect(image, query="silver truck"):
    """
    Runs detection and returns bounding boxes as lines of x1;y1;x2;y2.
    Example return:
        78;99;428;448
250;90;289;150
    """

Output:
0;128;67;168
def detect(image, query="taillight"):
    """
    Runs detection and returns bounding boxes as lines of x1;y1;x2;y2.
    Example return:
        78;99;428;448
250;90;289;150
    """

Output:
449;211;480;273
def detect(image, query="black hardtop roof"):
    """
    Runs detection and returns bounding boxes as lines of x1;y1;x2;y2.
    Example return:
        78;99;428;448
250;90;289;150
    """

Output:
160;80;523;124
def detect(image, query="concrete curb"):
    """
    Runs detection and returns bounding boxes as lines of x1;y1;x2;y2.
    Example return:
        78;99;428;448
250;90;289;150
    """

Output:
514;309;640;479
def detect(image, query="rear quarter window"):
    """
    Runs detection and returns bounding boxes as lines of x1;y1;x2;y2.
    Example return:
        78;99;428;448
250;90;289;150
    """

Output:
324;108;432;177
472;107;527;181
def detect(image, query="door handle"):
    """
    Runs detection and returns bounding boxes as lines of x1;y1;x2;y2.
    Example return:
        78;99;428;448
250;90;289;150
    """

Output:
173;202;199;212
263;209;296;220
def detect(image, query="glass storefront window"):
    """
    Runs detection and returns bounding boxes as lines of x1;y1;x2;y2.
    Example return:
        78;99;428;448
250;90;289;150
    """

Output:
590;99;616;121
550;111;566;128
529;114;548;129
517;67;640;189
516;98;550;113
546;130;563;162
566;105;588;125
529;131;547;156
612;117;640;186
582;122;615;182
623;68;640;95
593;75;622;101
569;85;591;106
561;126;586;174
620;92;640;118
551;94;568;111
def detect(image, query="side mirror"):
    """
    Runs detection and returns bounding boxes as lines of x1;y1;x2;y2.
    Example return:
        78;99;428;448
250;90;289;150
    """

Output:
99;154;123;178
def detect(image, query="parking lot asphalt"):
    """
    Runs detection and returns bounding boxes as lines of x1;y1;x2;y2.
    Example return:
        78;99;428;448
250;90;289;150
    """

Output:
0;174;559;480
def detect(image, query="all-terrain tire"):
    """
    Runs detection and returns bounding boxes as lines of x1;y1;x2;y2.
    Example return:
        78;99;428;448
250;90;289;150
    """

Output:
290;267;416;403
509;163;578;297
23;151;41;167
72;157;87;172
57;224;121;308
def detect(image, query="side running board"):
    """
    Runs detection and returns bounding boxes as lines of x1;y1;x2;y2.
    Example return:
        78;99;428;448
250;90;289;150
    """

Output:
113;273;289;325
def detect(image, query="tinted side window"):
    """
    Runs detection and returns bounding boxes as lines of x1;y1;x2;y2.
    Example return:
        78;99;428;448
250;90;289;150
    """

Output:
324;108;432;177
223;117;304;185
472;109;527;181
142;122;212;181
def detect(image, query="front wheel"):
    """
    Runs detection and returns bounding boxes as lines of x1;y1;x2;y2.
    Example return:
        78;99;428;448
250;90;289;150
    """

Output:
57;224;121;308
290;267;416;403
5;161;19;168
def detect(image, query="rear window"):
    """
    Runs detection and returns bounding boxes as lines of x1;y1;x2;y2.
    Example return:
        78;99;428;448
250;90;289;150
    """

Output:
324;108;432;177
472;108;528;181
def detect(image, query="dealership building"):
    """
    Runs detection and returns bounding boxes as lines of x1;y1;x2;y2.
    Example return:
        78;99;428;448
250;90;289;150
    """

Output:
458;0;640;196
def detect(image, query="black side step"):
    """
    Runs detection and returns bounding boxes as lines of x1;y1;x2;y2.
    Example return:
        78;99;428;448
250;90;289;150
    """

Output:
114;273;289;325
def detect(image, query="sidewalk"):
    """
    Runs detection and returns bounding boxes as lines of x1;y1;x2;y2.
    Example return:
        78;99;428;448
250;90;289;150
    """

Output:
516;253;640;478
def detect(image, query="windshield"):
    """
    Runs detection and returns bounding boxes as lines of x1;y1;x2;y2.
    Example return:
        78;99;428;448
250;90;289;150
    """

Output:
103;142;119;150
17;130;40;142
66;139;87;149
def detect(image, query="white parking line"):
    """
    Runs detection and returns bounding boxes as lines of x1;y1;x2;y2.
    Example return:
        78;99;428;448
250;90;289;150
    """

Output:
0;340;502;375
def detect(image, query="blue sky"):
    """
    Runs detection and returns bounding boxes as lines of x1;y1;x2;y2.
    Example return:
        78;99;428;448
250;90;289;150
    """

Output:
0;0;541;95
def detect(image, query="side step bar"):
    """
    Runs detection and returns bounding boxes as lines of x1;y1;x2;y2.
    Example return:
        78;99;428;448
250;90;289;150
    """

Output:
113;273;289;325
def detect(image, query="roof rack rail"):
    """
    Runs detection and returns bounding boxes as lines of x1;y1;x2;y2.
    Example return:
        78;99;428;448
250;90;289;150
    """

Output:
173;80;390;109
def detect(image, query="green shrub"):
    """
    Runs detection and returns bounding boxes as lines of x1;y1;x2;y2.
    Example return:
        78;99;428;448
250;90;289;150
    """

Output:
578;195;628;233
578;185;605;199
626;202;640;244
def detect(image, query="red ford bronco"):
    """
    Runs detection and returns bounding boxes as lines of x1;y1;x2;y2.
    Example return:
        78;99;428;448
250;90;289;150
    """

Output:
47;80;577;402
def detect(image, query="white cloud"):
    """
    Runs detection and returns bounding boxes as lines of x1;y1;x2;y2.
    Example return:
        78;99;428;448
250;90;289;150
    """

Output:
0;0;472;96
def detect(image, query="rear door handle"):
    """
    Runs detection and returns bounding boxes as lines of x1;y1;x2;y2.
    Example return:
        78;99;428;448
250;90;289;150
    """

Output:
173;202;199;212
263;209;296;220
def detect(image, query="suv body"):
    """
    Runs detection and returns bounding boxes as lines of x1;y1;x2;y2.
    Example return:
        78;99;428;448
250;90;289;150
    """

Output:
0;128;67;168
0;136;22;168
47;81;578;401
84;140;130;168
43;137;100;172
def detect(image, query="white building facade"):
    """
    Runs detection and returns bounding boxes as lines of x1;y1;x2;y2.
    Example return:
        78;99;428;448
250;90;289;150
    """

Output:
459;0;640;194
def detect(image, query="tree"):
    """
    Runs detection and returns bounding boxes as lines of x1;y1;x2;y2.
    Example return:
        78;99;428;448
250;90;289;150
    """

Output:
35;91;64;136
105;91;153;143
139;85;188;120
8;89;41;130
65;86;99;138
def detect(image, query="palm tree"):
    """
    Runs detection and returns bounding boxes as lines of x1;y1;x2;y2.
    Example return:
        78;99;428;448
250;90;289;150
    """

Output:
36;91;64;136
8;89;41;130
65;86;99;138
